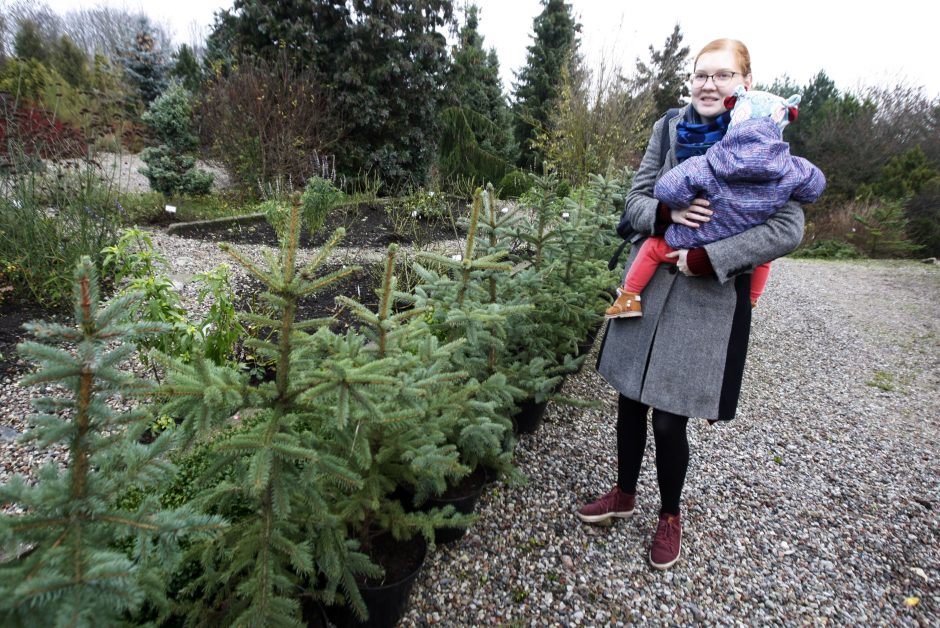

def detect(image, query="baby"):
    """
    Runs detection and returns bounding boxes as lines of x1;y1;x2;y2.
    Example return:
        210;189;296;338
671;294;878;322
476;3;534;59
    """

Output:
606;86;826;318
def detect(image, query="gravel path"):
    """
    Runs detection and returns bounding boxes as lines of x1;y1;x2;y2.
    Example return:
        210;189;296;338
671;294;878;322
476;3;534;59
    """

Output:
402;257;940;626
1;230;938;624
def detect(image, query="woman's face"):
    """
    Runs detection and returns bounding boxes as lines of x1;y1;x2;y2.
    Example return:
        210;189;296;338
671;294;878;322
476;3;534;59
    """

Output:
691;49;752;121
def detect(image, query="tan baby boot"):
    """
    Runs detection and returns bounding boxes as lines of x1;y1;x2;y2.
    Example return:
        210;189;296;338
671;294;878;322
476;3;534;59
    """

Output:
605;290;642;319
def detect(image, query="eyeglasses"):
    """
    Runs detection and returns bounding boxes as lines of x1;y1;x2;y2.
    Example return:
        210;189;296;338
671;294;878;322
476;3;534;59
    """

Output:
690;71;740;87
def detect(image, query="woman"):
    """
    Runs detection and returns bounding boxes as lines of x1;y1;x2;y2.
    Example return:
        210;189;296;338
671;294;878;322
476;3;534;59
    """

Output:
577;39;805;570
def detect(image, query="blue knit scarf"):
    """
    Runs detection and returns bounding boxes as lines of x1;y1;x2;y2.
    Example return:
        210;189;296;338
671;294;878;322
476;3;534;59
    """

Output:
674;109;731;163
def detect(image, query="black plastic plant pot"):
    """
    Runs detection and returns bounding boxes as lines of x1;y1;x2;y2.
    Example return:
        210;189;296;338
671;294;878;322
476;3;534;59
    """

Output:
424;467;487;544
324;534;427;628
511;398;549;434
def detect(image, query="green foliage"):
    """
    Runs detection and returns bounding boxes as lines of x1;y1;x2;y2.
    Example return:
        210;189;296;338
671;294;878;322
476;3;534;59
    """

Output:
905;179;940;257
791;239;862;260
498;170;534;198
0;162;122;307
101;228;196;369
301;176;344;235
210;0;455;190
439;106;513;188
0;257;223;625
51;34;89;88
155;202;392;624
512;0;580;171
632;25;690;128
440;5;516;185
140;84;213;196
170;43;202;93
13;19;49;64
851;196;922;258
0;56;52;103
194;264;245;365
860;146;936;201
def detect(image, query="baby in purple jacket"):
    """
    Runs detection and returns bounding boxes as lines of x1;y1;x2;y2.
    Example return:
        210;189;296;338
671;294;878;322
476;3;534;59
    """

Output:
606;88;826;319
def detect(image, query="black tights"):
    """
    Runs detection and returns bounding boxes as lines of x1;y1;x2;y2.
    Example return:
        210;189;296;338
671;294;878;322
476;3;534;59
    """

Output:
616;395;688;516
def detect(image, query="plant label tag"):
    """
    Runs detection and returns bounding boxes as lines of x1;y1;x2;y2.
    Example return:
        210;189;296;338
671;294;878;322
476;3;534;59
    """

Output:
165;205;177;214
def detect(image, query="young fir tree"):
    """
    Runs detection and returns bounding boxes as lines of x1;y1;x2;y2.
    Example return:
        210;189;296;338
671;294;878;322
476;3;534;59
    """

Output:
337;244;514;492
478;177;575;403
157;203;379;625
0;257;222;626
512;0;580;171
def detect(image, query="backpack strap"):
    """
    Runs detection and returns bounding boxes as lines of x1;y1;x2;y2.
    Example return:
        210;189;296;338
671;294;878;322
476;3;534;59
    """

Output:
608;107;683;271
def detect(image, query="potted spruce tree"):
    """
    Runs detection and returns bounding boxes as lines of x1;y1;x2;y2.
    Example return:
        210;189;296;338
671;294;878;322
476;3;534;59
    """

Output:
0;257;223;625
340;243;515;544
157;200;467;625
412;188;526;463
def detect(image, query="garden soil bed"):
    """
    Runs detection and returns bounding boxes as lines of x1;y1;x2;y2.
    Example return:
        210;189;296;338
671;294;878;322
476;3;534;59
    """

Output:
173;202;467;250
0;302;65;378
232;262;383;335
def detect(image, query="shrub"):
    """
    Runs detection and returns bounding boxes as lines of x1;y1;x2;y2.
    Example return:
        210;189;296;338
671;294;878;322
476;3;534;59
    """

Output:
0;162;121;307
199;52;341;192
497;170;533;198
791;239;862;260
906;179;940;257
139;84;213;196
850;195;922;258
300;176;344;235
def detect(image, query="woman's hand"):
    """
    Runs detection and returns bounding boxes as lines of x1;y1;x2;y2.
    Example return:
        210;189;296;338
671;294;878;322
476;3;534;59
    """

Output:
670;198;713;228
665;249;696;276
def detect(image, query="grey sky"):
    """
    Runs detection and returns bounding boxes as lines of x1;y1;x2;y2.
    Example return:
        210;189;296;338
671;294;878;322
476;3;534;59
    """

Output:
41;0;940;97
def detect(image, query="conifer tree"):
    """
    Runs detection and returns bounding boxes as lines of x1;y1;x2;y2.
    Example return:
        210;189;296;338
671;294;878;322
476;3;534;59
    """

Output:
208;0;455;190
120;17;169;107
52;34;89;88
633;24;690;122
170;43;202;93
440;4;516;184
337;244;515;489
13;19;50;65
157;203;375;624
512;0;580;171
412;189;525;455
0;257;222;626
139;83;213;197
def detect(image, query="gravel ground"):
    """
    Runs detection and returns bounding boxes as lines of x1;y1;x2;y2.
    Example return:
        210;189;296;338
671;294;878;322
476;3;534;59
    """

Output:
1;228;938;624
402;257;940;626
84;152;232;194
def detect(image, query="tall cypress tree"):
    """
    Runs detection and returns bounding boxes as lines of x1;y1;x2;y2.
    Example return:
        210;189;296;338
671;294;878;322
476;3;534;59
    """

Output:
511;0;580;171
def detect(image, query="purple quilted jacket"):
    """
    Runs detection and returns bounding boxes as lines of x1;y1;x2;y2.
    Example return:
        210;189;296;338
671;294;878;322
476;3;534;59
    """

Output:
655;117;826;250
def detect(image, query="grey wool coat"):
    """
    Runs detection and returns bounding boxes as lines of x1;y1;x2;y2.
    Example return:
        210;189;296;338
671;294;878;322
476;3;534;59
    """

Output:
596;105;805;420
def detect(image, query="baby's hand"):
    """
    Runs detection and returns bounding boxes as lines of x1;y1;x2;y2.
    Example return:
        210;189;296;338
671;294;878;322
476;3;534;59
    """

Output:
670;198;712;228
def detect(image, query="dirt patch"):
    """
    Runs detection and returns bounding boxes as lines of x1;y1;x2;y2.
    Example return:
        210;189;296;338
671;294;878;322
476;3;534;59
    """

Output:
173;202;466;250
233;262;384;337
0;302;65;378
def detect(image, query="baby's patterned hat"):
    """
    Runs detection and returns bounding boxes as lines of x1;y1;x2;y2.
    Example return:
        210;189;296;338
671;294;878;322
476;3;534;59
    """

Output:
724;85;801;132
